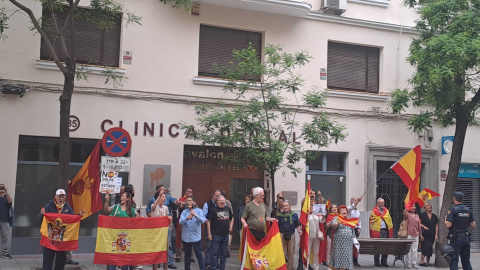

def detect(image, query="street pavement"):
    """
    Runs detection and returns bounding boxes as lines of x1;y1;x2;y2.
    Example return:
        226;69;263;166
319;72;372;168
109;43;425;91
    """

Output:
1;251;479;269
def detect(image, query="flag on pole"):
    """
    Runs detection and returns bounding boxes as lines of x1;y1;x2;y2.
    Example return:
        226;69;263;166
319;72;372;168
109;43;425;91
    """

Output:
94;215;170;266
68;140;102;220
299;181;311;267
241;221;287;270
416;188;441;207
40;213;81;251
391;145;422;204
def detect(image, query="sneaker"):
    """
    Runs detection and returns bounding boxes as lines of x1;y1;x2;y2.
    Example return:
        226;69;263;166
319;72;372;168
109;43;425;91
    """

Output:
168;265;177;269
190;257;195;262
4;253;12;259
65;259;79;265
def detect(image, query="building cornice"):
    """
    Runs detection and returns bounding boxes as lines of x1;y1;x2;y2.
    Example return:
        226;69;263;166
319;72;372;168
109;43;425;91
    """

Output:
306;11;416;33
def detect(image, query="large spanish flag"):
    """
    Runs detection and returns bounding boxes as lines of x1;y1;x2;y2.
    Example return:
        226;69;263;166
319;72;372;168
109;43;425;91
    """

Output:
40;213;81;251
68;140;102;220
94;215;169;266
299;181;310;267
242;221;287;270
416;188;441;207
391;145;422;204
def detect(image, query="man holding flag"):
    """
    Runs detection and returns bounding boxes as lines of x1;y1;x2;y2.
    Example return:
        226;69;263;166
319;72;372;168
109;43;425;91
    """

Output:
369;198;393;267
298;181;311;270
241;187;275;242
39;189;83;270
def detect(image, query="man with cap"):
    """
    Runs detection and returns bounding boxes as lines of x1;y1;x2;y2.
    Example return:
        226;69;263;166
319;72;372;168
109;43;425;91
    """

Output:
445;191;476;270
39;189;84;270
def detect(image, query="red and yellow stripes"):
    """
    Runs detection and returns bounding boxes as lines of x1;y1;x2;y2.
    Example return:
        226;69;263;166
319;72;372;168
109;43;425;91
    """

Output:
299;181;310;267
40;213;81;251
242;221;287;270
94;216;170;266
391;145;422;204
337;215;359;228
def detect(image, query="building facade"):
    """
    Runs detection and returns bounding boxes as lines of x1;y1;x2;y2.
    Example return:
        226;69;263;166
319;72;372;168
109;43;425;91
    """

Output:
1;0;479;253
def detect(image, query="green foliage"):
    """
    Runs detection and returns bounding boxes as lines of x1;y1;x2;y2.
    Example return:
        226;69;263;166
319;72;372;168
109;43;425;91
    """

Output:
391;0;480;131
180;43;347;178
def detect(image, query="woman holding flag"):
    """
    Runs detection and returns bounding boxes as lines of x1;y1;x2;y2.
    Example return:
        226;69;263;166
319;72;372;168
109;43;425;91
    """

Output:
325;204;338;265
329;205;357;270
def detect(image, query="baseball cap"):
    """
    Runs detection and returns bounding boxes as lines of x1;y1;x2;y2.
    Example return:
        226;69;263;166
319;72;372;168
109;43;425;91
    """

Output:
56;189;66;195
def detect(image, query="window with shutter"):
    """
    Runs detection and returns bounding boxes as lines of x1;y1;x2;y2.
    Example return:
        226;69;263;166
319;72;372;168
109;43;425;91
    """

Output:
198;25;262;78
327;42;379;93
40;7;121;67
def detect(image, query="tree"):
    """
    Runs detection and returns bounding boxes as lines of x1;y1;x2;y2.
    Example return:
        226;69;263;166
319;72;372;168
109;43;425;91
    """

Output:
180;43;347;204
390;0;480;266
0;0;191;189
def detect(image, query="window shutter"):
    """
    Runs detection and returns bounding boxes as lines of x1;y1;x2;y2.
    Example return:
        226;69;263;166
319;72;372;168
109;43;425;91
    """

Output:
198;25;262;77
327;42;379;93
40;8;121;67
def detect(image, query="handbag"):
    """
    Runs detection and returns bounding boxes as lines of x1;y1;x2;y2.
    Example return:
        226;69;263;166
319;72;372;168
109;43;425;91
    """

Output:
283;230;292;241
317;230;324;240
398;219;408;238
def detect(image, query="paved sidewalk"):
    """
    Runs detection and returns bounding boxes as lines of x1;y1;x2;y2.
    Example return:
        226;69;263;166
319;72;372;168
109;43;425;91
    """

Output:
1;252;479;269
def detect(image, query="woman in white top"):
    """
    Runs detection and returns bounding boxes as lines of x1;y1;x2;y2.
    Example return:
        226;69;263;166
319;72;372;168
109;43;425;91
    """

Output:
305;208;326;270
151;191;172;270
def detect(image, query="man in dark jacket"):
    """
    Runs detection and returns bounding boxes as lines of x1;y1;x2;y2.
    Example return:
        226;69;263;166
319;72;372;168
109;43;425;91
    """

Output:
39;189;84;270
0;184;13;259
277;200;301;270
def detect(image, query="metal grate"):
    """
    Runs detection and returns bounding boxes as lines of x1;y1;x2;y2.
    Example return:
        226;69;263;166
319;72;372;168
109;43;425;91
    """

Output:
456;178;480;249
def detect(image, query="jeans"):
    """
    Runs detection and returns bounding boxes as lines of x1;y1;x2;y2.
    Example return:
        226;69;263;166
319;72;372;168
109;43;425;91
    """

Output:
210;235;228;270
0;221;10;255
450;235;472;270
204;238;211;266
374;229;389;265
42;247;66;270
183;240;205;270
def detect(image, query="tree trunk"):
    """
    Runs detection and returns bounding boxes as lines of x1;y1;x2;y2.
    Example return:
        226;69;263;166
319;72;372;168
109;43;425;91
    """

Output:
271;173;275;211
434;114;469;267
58;71;75;189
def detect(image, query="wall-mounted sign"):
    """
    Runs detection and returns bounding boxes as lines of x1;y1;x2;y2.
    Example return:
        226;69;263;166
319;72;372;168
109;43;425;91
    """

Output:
458;163;480;179
69;115;80;131
101;156;131;172
143;165;171;205
440;170;447;181
123;51;132;65
442;136;454;155
320;68;327;80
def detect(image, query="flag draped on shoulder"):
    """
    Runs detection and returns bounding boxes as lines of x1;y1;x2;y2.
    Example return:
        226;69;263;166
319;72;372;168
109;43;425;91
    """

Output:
337;215;359;228
416;188;441;207
40;213;81;251
299;181;310;267
391;145;422;204
369;207;393;238
241;221;287;270
68;140;102;220
94;215;170;266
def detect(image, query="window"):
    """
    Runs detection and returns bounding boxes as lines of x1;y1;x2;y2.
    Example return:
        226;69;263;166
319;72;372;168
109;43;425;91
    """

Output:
40;7;121;67
198;25;262;77
328;42;379;93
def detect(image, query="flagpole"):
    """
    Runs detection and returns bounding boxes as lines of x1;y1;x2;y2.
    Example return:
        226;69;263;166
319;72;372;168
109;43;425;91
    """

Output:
360;167;392;198
240;229;248;270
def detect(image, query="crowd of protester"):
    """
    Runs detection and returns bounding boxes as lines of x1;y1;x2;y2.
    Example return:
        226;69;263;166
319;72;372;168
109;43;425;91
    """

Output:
0;181;444;270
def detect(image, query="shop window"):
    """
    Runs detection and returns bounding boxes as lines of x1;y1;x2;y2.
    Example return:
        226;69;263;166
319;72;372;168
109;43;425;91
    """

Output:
40;7;122;67
198;25;262;78
328;41;379;93
14;136;128;238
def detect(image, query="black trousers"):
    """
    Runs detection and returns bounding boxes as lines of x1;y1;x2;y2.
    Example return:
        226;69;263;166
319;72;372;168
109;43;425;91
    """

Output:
450;235;472;270
374;229;389;265
43;247;67;270
250;229;266;242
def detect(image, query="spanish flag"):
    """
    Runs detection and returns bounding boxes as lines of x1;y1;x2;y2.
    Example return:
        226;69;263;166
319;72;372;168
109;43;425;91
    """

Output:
326;198;331;212
94;215;169;266
299;181;310;267
242;221;287;270
40;213;81;251
369;206;393;238
68;140;102;220
416;188;441;207
391;145;422;204
337;215;359;228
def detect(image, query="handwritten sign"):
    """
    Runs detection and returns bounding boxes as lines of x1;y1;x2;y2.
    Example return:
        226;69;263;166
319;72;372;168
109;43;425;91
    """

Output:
101;156;131;172
100;171;121;193
313;204;326;215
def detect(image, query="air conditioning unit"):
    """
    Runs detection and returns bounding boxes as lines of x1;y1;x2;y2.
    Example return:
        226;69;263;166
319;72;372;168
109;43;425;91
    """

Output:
320;0;347;15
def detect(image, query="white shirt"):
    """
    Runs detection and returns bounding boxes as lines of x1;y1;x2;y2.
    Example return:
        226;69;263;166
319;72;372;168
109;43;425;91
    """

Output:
347;203;362;229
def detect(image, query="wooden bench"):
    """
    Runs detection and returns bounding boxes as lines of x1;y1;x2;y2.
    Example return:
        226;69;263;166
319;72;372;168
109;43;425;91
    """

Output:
357;238;415;269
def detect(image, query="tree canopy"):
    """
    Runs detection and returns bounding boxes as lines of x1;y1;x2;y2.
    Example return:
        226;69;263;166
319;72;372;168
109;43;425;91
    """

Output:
390;0;480;266
181;43;347;201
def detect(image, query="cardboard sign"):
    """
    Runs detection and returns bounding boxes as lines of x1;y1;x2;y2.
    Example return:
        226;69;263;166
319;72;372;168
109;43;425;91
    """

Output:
313;204;326;215
100;171;121;193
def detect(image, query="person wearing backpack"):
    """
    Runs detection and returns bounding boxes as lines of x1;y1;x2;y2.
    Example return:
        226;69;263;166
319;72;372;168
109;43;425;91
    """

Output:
277;200;301;270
